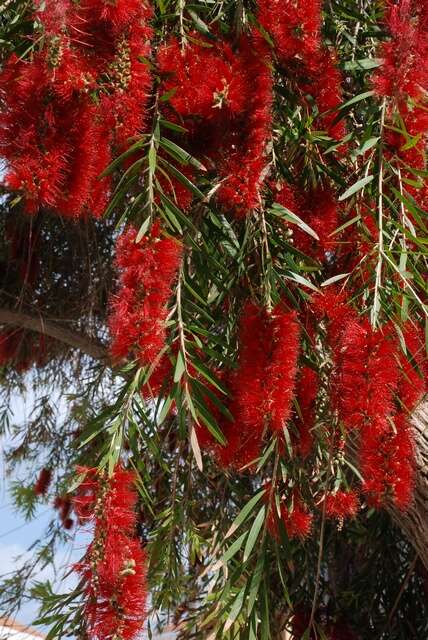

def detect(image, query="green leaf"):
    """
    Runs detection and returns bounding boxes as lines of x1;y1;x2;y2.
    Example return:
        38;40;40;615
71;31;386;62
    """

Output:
173;350;186;383
338;175;374;201
271;203;320;240
355;136;379;156
148;143;157;175
190;424;203;471
243;506;266;562
135;215;151;243
100;138;146;176
193;396;226;445
221;531;248;565
159;158;205;199
338;90;375;110
343;58;381;71
321;272;350;287
225;489;266;539
225;586;246;631
330;214;361;236
160;137;207;171
285;272;320;293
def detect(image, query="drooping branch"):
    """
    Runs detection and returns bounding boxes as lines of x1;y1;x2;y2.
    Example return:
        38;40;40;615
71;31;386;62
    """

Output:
0;308;108;362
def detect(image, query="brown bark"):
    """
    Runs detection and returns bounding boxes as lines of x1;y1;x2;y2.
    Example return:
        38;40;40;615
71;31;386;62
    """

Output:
0;308;108;362
388;401;428;568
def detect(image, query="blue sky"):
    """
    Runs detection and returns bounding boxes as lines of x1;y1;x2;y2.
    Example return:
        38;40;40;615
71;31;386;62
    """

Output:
0;395;174;639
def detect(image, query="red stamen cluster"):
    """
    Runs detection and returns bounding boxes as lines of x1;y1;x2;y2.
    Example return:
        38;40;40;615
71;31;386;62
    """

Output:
34;468;52;496
158;32;273;216
0;0;152;217
274;183;339;262
218;302;300;467
256;0;345;141
314;290;425;509
54;495;74;530
109;223;182;365
374;0;428;101
374;0;428;211
324;490;359;521
74;465;147;640
266;488;313;540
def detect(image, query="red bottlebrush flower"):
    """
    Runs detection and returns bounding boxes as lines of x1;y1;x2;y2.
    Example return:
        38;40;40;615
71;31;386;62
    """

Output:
109;223;182;366
361;413;415;510
74;465;147;640
265;487;312;540
304;48;346;142
81;0;152;32
232;302;270;459
158;34;241;123
0;0;153;218
373;0;428;101
324;490;359;521
216;34;273;216
54;495;74;529
294;367;318;458
333;320;399;432
105;18;153;150
158;32;273;217
311;288;356;350
34;468;52;496
275;183;340;262
256;0;322;63
216;302;301;468
265;307;300;432
282;495;313;539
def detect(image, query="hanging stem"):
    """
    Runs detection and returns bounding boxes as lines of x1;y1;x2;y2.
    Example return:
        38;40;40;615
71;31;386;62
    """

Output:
371;98;386;328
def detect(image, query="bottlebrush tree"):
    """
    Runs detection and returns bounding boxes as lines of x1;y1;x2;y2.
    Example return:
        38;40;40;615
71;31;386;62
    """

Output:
0;0;427;639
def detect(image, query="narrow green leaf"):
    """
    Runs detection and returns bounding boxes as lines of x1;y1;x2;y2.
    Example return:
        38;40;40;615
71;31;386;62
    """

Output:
190;424;203;471
243;506;266;562
160;137;207;171
285;272;320;293
221;531;248;565
100;138;146;176
343;58;381;71
339;90;375;110
225;489;266;539
321;272;350;287
173;350;186;383
225;586;246;631
338;175;374;201
135;215;151;243
271;203;320;240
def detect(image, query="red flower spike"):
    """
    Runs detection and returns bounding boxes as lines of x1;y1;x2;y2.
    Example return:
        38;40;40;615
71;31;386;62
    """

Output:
109;224;182;368
256;0;322;63
34;468;52;496
282;494;313;539
324;490;359;521
74;465;147;640
266;307;300;432
373;0;428;102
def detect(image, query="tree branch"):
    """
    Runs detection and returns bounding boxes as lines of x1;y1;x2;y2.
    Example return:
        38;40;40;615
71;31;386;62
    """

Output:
0;308;108;362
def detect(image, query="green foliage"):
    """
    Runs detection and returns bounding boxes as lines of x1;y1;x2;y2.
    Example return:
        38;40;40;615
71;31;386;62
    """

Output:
0;0;427;639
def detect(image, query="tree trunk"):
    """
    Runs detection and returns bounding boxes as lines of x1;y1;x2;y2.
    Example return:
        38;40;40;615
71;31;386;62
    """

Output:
389;401;428;568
